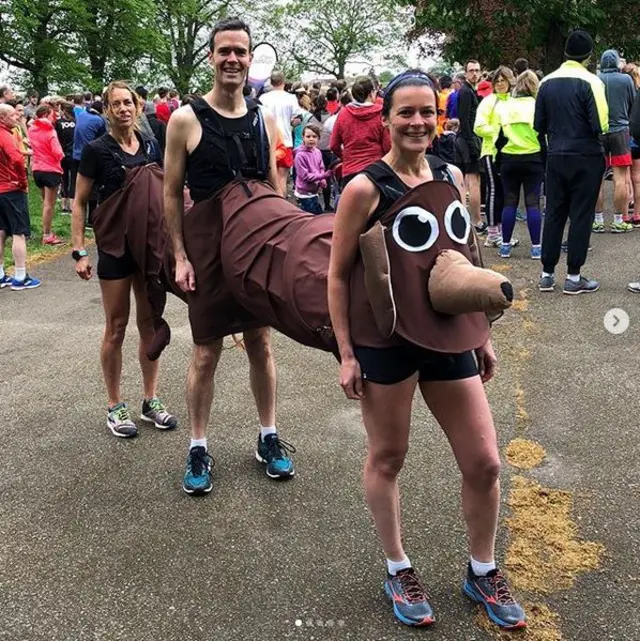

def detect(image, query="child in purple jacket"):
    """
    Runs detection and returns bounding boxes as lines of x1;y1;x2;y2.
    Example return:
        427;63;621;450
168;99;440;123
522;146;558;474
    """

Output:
293;123;333;214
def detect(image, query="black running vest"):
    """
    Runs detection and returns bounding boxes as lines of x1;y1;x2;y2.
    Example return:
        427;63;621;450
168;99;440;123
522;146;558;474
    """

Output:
186;97;270;202
362;155;456;230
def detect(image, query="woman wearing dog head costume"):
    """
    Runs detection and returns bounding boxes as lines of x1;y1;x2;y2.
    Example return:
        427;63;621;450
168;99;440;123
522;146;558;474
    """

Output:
328;71;526;629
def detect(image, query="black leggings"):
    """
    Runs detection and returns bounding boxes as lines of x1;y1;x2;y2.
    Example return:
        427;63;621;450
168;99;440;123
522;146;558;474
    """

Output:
500;157;544;245
60;157;76;199
500;158;544;208
481;155;503;226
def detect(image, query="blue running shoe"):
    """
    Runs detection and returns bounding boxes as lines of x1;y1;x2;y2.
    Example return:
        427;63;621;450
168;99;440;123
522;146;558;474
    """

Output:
383;568;435;627
530;245;541;260
11;274;41;291
0;274;13;288
463;565;526;630
515;209;527;222
183;446;213;495
256;433;295;479
499;242;511;258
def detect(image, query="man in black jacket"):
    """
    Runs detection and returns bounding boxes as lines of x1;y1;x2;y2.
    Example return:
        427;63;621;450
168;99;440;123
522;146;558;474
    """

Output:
534;30;608;295
457;60;484;232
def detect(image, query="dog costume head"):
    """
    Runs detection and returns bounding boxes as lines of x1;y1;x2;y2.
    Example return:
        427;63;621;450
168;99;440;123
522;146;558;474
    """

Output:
354;180;513;353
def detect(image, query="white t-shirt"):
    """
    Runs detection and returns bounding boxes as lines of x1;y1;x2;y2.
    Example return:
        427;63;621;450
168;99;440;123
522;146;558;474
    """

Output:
259;89;302;148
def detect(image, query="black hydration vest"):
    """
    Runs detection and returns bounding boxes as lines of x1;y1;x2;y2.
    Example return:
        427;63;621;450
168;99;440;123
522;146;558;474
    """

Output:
362;155;456;230
186;96;270;202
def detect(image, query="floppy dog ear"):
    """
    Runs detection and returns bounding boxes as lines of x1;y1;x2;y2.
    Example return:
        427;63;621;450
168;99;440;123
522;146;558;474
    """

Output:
359;222;396;338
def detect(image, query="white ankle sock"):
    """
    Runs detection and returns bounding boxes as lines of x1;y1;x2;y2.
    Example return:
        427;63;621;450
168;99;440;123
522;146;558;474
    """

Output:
567;273;580;283
190;438;207;451
614;213;623;225
260;426;277;441
595;212;604;224
542;271;553;279
0;265;4;279
14;267;26;281
387;556;412;576
470;557;496;577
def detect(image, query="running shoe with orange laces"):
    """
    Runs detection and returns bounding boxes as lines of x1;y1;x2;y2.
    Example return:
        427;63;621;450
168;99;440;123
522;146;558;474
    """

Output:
383;567;435;626
463;564;526;629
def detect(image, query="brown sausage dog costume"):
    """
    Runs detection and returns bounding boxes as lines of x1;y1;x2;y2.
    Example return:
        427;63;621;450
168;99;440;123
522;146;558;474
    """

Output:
106;157;513;360
92;157;513;359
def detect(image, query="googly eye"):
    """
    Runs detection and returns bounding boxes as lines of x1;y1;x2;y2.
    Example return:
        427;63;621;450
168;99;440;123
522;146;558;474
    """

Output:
392;207;439;252
444;200;471;244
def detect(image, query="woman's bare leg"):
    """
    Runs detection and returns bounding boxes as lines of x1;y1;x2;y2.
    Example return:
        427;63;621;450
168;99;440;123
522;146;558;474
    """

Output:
361;376;417;561
41;186;57;237
99;277;133;406
420;376;500;562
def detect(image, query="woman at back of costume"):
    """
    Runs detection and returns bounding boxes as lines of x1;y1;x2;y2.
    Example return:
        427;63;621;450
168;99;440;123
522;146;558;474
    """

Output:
71;81;177;440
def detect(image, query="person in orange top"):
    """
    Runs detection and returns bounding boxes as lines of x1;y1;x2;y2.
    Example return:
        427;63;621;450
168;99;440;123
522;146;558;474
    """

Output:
437;75;453;135
27;103;66;245
11;102;32;164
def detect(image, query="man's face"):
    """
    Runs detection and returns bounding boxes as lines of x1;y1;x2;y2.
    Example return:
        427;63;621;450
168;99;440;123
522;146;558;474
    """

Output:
209;29;252;91
30;96;37;105
0;106;19;128
465;63;481;86
1;87;15;103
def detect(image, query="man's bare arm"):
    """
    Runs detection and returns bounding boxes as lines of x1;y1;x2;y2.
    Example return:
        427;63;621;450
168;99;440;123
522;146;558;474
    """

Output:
263;111;280;191
163;109;190;260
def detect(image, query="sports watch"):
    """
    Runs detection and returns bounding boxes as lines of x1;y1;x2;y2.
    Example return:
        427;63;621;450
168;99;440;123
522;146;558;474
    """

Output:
72;249;89;261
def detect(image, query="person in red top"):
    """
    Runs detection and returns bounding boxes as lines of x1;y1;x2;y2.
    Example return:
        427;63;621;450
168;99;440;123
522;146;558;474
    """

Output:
329;75;391;186
0;104;41;290
325;87;340;115
27;104;66;245
155;88;171;124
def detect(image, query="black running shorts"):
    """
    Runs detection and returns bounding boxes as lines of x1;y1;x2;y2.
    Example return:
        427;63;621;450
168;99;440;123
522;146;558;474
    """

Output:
354;344;479;385
0;191;31;236
97;247;137;281
33;171;62;189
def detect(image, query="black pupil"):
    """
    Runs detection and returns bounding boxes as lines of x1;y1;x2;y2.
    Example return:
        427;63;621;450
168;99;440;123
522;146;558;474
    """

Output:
398;215;432;248
451;207;468;239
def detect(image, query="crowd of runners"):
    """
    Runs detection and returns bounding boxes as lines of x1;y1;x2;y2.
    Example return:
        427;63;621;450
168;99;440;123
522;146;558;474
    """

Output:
0;18;637;631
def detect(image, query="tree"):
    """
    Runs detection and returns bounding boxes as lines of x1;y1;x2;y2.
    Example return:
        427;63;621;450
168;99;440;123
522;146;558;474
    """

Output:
75;0;160;91
270;0;412;80
153;0;238;94
0;0;87;94
406;0;640;73
0;0;163;93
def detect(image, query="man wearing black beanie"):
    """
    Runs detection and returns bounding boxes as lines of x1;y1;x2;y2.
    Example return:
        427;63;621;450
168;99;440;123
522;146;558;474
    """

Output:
534;29;609;295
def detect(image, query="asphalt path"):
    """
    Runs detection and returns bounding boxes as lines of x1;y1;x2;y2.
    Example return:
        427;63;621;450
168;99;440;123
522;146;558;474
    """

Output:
1;210;639;641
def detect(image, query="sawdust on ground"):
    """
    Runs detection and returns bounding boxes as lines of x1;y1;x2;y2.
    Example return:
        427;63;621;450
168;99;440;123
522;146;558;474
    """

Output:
505;438;546;469
505;476;604;594
474;602;561;640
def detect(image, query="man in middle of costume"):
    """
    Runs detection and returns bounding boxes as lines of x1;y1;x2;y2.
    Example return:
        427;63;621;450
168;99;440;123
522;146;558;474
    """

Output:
164;17;296;496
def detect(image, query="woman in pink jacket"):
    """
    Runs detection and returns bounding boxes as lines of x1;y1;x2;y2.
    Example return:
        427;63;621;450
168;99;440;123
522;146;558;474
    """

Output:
28;104;65;245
